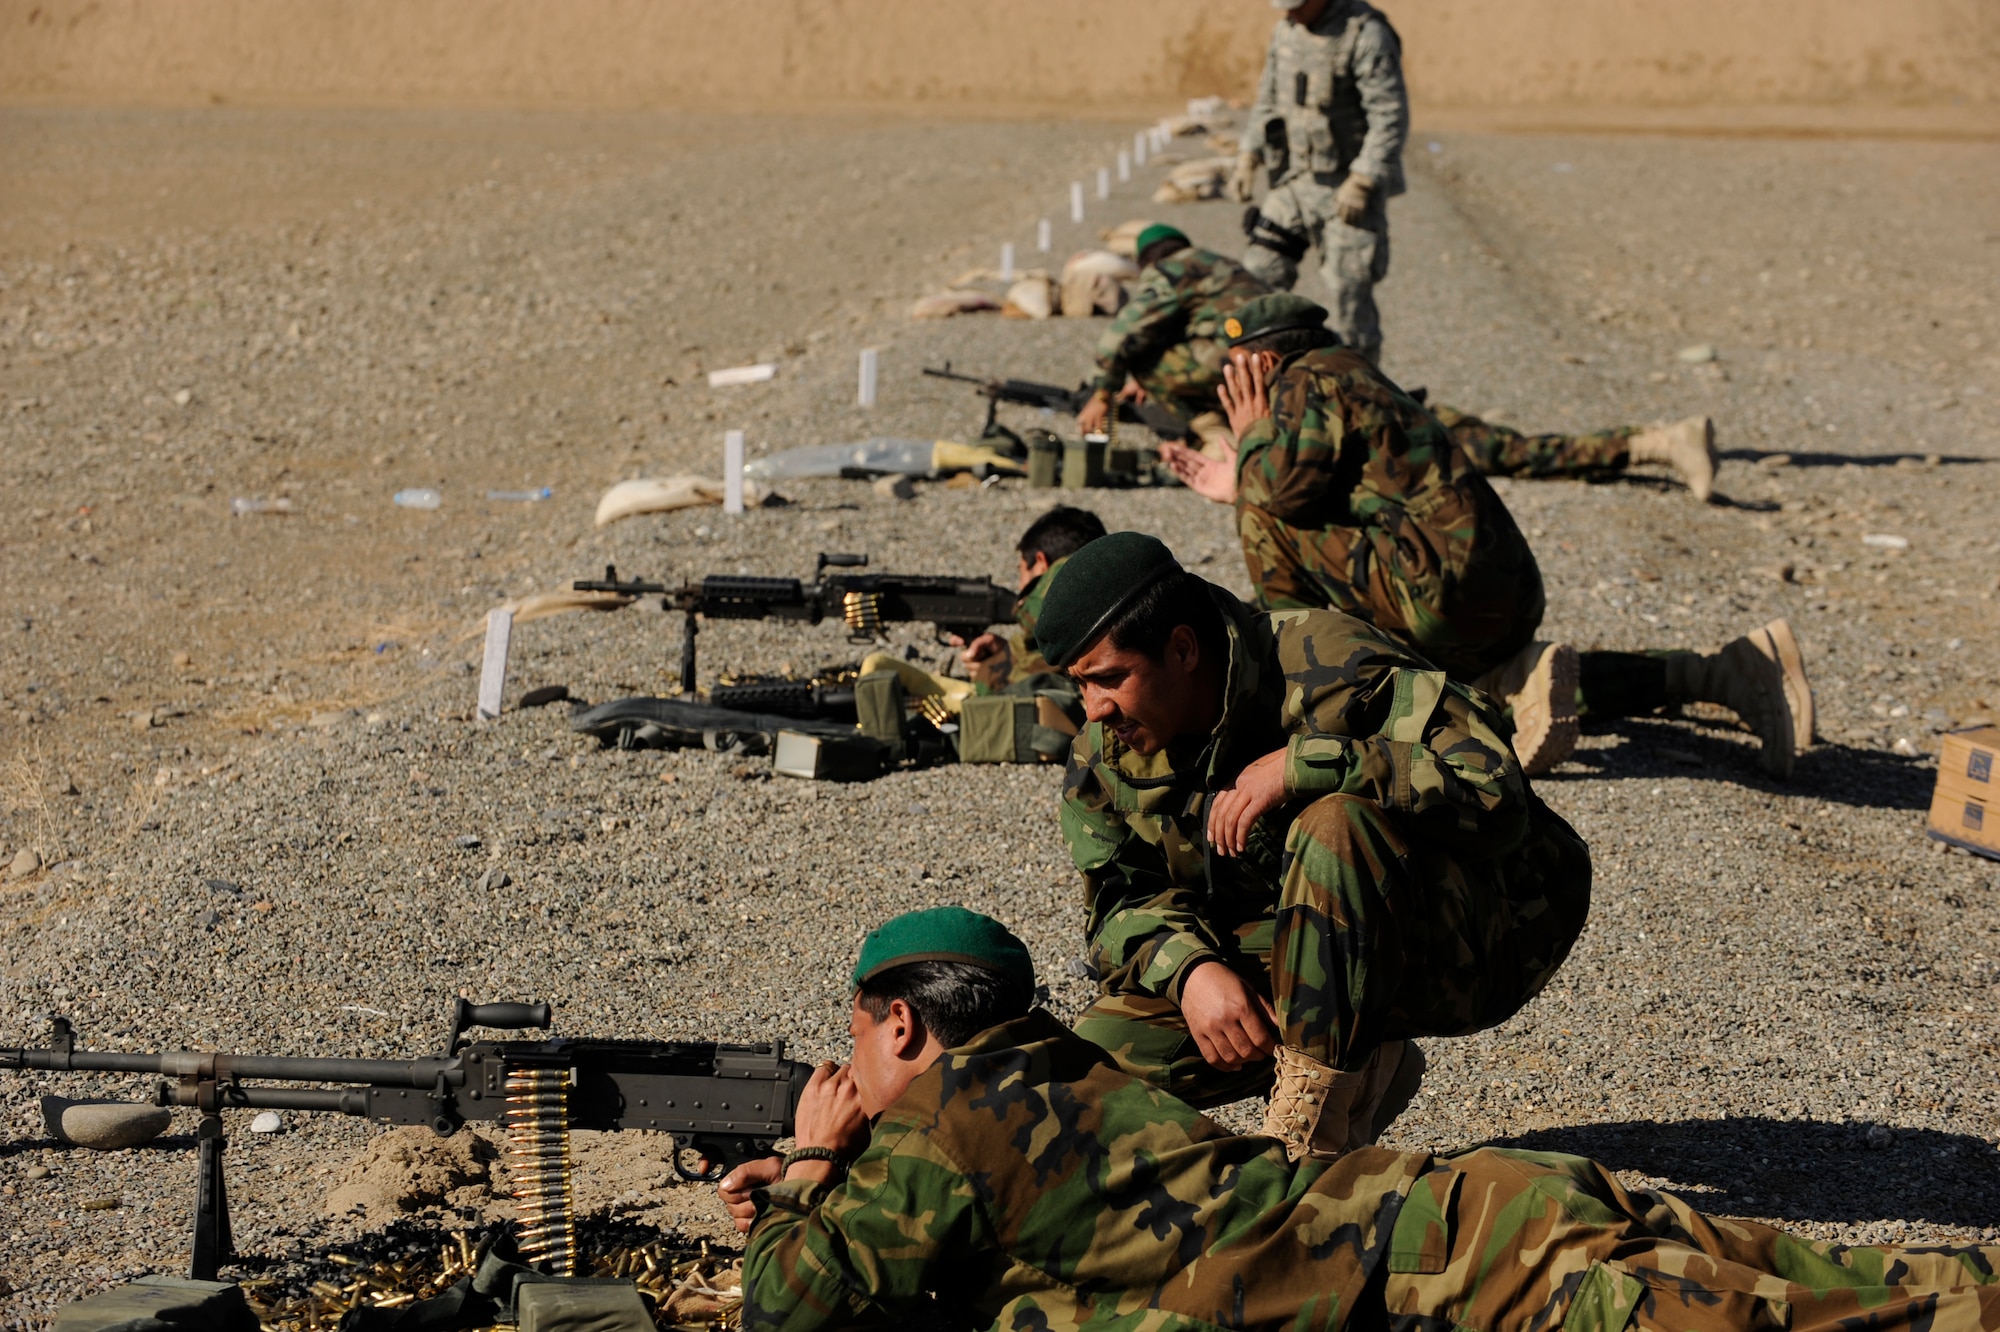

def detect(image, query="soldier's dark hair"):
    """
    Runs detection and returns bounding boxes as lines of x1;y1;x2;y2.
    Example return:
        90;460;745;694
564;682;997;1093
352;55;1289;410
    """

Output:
855;960;1030;1049
1238;326;1341;359
1104;570;1229;667
1017;505;1107;566
1136;234;1192;268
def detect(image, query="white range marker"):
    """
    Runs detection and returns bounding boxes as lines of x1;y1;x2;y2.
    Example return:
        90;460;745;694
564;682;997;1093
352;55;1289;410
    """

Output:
723;429;746;515
1117;150;1131;182
1070;181;1084;223
857;348;878;408
1097;167;1110;199
1037;217;1052;251
1000;242;1016;281
1134;130;1147;166
476;607;513;721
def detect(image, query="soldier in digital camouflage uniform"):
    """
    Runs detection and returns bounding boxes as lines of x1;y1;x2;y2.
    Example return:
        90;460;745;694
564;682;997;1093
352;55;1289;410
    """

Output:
1089;225;1719;496
1169;293;1814;779
1040;532;1592;1156
720;906;2000;1331
1232;0;1406;363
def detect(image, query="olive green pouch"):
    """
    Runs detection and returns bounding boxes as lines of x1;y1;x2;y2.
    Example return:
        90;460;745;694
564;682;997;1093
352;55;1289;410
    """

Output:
853;670;908;762
957;694;1039;763
52;1276;258;1332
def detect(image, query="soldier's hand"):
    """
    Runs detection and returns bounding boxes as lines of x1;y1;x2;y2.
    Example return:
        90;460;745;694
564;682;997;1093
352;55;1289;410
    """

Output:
793;1062;871;1160
1207;748;1288;857
1334;172;1374;226
959;632;1012;690
1076;391;1112;435
717;1155;783;1234
1219;359;1271;443
1161;439;1237;504
1227;150;1262;203
1181;962;1280;1071
1116;377;1149;406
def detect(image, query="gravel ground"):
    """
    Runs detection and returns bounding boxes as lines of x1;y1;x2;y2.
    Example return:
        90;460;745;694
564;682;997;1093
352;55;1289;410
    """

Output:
2;107;1998;1321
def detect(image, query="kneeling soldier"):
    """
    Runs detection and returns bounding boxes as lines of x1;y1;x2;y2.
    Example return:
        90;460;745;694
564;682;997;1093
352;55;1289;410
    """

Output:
1038;531;1592;1158
721;906;2000;1331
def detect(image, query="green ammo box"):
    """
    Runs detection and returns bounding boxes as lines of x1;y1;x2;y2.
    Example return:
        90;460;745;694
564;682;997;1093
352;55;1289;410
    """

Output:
515;1278;655;1332
1062;435;1108;489
51;1275;259;1332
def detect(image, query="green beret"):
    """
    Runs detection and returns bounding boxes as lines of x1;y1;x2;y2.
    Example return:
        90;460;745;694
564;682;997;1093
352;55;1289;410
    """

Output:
1222;292;1330;348
852;906;1035;995
1034;532;1182;668
1134;224;1188;259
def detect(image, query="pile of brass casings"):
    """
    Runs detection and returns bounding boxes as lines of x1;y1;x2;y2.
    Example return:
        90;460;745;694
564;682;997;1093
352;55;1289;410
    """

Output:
242;1229;742;1330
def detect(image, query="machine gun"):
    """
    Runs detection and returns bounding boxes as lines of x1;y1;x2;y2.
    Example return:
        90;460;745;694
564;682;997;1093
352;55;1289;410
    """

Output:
2;1000;811;1281
573;553;1015;694
923;363;1194;441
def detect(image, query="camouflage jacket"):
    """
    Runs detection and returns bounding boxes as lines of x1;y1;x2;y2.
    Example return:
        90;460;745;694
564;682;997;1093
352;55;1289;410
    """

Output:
1007;557;1063;683
1060;586;1525;1004
1246;0;1408;195
1234;345;1544;679
741;1009;1426;1330
1087;248;1270;406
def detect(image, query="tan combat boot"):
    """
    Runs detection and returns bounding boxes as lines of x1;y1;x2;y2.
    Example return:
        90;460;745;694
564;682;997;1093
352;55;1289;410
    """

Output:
1627;416;1718;502
1262;1041;1424;1161
1473;641;1579;777
1663;618;1815;779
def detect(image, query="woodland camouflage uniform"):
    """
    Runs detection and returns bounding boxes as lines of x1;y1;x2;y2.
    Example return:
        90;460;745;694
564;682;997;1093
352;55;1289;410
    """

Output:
1431;402;1635;480
1235;342;1545;683
1060;585;1590;1107
741;1011;2000;1330
1087;247;1268;418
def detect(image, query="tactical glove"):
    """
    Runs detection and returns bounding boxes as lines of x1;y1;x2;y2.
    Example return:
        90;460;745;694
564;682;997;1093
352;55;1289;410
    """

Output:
1334;172;1374;225
1227;150;1262;203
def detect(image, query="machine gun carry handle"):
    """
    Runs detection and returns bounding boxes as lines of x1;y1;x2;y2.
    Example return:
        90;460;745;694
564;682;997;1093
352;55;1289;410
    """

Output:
816;552;869;573
449;998;552;1051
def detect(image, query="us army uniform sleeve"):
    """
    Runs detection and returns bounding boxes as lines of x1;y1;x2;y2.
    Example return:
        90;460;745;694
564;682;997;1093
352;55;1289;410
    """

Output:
1061;737;1224;1002
1349;13;1409;195
1245;28;1281;158
741;1118;994;1329
1089;266;1187;397
1275;614;1530;858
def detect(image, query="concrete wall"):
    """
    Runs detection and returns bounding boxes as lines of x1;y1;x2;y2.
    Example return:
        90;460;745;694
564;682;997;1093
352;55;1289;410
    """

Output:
2;0;1995;115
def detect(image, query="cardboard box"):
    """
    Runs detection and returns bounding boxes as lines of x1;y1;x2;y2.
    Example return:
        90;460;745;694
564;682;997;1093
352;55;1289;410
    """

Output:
1925;726;2000;859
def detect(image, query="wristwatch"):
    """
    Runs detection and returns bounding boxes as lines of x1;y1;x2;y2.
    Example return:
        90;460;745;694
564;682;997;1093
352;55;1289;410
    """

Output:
780;1146;849;1179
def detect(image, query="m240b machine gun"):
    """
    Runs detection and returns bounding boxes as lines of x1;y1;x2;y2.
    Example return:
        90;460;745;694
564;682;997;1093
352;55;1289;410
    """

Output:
923;362;1194;441
574;552;1015;694
2;1000;811;1280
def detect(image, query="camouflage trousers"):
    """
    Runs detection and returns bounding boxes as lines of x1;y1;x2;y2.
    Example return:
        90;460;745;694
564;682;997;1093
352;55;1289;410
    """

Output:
1432;404;1637;481
1243;178;1389;362
1074;793;1592;1108
1239;501;1545;684
1386;1148;2000;1330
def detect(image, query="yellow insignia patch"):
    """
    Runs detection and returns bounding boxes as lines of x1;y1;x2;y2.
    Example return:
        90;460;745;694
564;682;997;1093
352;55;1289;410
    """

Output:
1224;318;1242;339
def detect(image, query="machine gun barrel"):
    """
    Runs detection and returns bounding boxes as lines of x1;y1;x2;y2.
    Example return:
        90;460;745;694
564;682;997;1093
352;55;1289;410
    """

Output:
923;361;1190;440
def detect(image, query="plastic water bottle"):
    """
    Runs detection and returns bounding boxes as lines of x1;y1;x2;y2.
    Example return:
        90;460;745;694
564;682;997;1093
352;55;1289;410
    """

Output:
229;497;293;516
392;488;443;510
485;488;552;502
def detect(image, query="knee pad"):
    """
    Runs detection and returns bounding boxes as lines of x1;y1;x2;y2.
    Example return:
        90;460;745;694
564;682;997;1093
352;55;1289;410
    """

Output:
1243;207;1310;264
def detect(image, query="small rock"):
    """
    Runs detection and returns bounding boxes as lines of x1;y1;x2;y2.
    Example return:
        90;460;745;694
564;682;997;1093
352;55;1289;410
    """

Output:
24;1165;50;1181
81;1196;120;1211
365;711;388;725
9;848;41;877
171;651;193;668
1892;738;1920;757
250;1111;284;1134
1065;957;1099;981
478;867;511;891
1756;453;1793;469
50;774;78;797
205;877;241;896
519;684;570;708
1677;344;1718;364
172;389;193;407
197;908;221;928
1864;1124;1895;1150
871;474;916;501
455;835;482;849
600;816;627;833
43;1097;173;1151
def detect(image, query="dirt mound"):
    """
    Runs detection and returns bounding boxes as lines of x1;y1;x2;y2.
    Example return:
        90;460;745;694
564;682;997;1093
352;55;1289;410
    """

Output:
325;1126;501;1221
2;0;1994;118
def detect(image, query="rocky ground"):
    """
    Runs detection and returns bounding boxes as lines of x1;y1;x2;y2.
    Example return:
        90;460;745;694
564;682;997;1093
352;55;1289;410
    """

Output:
1;105;1997;1322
